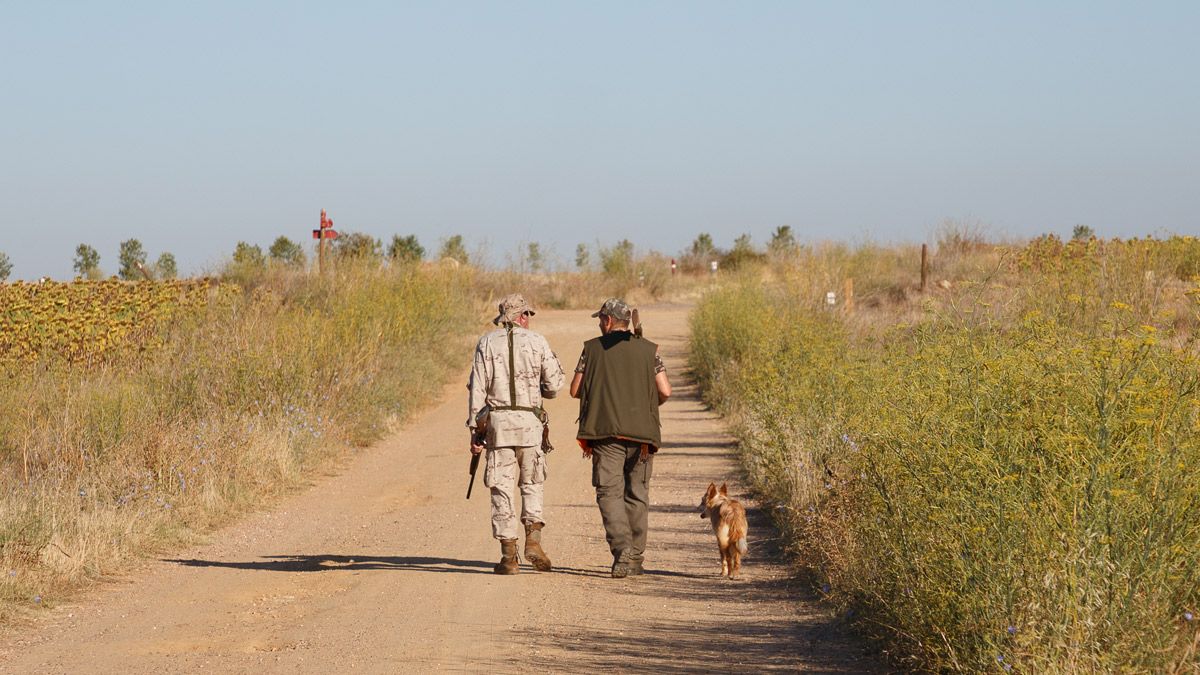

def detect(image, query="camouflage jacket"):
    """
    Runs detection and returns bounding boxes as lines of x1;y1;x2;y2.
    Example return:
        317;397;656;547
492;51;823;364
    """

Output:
467;324;565;448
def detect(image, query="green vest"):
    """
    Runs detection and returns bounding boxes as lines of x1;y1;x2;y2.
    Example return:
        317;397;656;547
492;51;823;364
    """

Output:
576;331;662;448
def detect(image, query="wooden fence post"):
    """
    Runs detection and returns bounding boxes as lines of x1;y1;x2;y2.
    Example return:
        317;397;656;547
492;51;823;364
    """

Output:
844;277;855;313
920;243;928;292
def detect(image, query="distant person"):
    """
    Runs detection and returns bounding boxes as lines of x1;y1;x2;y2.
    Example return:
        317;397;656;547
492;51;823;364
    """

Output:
467;294;565;574
571;298;671;578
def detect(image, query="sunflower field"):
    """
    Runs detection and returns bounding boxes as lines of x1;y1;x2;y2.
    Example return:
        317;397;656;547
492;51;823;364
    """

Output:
0;279;239;368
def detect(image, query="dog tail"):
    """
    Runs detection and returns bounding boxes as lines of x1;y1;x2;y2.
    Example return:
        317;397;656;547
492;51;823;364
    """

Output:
727;504;749;555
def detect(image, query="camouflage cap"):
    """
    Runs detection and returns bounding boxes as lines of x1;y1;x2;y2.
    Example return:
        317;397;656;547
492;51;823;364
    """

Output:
493;293;536;325
591;297;632;322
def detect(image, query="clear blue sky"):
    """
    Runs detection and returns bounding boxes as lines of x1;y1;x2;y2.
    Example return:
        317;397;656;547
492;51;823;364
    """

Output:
3;1;1197;279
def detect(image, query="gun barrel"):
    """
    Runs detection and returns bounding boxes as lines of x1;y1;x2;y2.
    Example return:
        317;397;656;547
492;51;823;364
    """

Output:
466;452;481;499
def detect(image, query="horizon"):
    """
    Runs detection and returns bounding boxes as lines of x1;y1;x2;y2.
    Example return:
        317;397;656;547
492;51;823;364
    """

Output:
3;2;1196;280
5;223;1194;282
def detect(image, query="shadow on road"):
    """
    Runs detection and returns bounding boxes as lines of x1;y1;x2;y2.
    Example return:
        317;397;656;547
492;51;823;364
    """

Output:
163;555;707;580
488;617;883;674
163;554;496;575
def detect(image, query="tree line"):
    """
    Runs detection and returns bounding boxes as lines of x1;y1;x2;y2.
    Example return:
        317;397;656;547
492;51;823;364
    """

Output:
69;240;178;281
0;228;791;282
226;233;468;273
0;224;1105;282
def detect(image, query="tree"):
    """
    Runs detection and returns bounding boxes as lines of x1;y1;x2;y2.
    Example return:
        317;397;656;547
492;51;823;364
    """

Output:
155;252;178;279
439;235;469;265
232;242;266;269
269;236;306;267
1072;224;1095;241
600;239;635;276
679;232;722;273
0;251;11;281
388;235;424;263
690;233;716;259
73;244;101;278
334;232;382;260
526;242;545;272
722;234;764;270
118;239;147;280
768;225;797;255
575;243;590;270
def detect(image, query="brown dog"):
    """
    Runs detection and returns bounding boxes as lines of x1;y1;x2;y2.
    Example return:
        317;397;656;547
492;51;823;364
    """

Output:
699;482;749;579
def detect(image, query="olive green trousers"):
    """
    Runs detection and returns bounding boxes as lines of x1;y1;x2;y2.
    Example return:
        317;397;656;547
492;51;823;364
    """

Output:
590;439;653;562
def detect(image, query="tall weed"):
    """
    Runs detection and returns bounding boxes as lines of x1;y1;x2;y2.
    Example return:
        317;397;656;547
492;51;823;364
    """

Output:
0;264;473;621
691;238;1200;671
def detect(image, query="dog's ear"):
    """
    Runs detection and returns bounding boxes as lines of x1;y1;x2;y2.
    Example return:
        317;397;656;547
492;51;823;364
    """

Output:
720;483;728;496
706;482;717;497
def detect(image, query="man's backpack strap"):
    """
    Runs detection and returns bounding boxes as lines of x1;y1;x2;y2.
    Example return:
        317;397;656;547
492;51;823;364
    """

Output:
492;323;547;423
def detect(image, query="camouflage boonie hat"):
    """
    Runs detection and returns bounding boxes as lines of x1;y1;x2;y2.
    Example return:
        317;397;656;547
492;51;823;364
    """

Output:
493;293;536;325
591;297;632;322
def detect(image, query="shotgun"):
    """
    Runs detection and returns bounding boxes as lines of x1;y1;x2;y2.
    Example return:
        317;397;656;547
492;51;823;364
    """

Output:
466;449;482;499
466;410;489;499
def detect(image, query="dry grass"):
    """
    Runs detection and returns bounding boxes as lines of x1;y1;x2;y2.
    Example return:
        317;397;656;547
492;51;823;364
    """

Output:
474;260;714;310
0;263;474;621
690;235;1200;672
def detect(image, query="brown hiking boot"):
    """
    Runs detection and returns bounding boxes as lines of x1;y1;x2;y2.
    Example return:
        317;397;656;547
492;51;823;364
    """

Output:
611;552;632;578
627;558;644;576
524;522;552;572
494;539;519;575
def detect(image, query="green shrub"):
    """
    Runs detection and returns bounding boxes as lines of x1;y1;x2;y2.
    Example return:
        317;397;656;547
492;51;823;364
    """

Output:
691;242;1200;671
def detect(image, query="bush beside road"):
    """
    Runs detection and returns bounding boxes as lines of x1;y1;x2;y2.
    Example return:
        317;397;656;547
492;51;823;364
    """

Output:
690;237;1200;671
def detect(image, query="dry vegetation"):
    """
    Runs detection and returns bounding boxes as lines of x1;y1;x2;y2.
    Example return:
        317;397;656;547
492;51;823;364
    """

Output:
0;243;705;625
690;234;1200;672
0;263;474;621
478;245;711;310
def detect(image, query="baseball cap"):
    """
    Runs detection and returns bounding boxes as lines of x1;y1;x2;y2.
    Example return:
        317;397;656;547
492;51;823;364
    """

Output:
493;293;536;325
590;297;632;322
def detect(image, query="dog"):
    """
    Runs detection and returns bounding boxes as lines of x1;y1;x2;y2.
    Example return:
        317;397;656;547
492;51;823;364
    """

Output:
699;482;749;579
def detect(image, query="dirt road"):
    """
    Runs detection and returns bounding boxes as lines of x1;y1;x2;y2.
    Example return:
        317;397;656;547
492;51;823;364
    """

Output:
0;305;880;673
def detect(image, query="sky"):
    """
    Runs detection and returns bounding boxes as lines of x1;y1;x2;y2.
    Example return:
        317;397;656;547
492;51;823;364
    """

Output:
2;1;1197;279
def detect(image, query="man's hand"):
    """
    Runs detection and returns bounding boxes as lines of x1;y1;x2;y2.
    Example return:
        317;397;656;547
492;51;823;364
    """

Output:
470;431;485;455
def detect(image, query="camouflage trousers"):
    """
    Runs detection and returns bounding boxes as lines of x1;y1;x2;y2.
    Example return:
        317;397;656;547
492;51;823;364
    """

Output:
483;445;547;540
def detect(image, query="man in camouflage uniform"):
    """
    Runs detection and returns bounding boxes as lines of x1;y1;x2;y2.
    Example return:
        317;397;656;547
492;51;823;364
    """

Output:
468;293;566;574
571;298;672;578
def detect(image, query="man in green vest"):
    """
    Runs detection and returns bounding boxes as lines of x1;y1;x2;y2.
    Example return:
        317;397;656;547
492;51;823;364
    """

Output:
571;298;672;578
